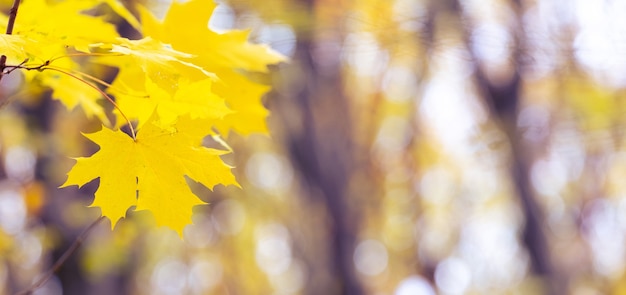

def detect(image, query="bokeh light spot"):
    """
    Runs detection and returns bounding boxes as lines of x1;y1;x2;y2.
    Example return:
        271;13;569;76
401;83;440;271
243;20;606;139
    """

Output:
255;223;292;275
435;257;471;294
395;275;436;295
353;239;389;276
211;199;246;236
151;258;188;295
246;152;293;192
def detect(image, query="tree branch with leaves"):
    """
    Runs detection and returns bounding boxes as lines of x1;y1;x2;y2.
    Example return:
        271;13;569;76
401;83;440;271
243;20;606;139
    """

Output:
0;0;285;293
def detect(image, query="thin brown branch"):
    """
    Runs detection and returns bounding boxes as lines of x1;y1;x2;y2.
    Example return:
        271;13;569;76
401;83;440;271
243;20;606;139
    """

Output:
14;216;106;295
0;0;22;82
6;0;21;35
5;0;20;35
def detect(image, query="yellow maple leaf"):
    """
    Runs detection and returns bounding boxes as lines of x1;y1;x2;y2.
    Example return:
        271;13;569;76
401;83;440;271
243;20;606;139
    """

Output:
110;77;232;128
93;37;230;128
139;0;287;73
138;0;287;136
61;115;238;236
8;0;120;53
212;70;272;136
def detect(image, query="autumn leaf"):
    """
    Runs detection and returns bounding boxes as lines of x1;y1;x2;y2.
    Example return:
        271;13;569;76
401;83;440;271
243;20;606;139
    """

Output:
61;115;238;236
212;71;272;136
94;37;216;85
143;78;232;125
139;0;287;73
6;0;120;53
0;0;286;238
137;0;287;136
92;37;227;127
111;77;232;128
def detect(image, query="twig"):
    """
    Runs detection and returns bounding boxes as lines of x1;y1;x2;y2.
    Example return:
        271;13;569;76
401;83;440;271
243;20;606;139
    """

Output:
14;216;106;295
0;0;22;82
5;0;20;35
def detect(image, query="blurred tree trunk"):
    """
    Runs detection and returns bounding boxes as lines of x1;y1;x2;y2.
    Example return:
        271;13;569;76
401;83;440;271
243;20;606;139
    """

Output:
444;0;563;293
272;0;364;294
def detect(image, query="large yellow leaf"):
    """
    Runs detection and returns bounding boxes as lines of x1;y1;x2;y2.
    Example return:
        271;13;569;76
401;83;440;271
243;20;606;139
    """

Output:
138;0;287;136
10;0;120;53
94;37;228;128
139;0;287;73
61;115;238;236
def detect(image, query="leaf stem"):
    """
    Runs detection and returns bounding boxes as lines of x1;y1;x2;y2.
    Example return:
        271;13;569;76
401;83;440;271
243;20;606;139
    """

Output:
43;66;137;140
54;66;116;88
14;216;106;295
0;0;22;82
63;69;149;98
47;52;124;64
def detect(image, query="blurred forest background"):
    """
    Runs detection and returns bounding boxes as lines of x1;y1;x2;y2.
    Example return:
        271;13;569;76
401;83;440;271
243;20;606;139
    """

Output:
1;0;626;294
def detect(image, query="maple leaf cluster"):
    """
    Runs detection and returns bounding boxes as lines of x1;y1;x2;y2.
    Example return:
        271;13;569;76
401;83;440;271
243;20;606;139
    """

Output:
0;0;286;236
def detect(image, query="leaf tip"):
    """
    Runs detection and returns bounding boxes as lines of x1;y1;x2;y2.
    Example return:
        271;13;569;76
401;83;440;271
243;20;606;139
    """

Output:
58;180;73;189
